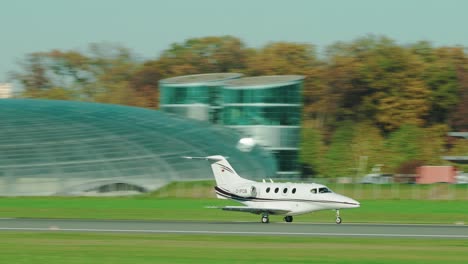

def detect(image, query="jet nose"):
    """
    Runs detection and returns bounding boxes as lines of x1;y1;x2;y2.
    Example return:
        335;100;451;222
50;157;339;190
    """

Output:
345;197;360;208
352;199;360;208
350;199;361;208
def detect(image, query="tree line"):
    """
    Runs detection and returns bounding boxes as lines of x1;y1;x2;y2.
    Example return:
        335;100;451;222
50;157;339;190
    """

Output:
10;35;468;177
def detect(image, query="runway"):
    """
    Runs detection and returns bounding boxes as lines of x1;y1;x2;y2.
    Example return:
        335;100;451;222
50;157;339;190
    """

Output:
0;218;467;239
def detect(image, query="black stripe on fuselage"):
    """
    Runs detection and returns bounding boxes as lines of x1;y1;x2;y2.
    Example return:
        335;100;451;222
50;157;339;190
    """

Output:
214;186;358;206
215;186;255;201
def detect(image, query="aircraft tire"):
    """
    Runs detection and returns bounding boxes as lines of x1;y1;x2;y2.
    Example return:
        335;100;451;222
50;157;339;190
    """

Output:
336;217;342;224
284;216;293;223
261;216;269;224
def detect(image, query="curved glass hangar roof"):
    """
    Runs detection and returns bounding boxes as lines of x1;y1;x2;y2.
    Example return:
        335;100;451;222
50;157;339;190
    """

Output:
0;99;276;196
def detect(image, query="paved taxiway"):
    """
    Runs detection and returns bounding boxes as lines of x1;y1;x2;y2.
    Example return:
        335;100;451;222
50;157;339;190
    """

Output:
0;218;467;239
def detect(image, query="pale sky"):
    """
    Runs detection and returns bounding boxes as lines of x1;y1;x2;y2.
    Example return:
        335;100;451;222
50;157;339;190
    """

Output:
1;0;468;82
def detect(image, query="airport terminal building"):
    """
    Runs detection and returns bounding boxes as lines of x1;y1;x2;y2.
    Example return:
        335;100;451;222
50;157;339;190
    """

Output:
160;73;304;177
0;99;277;196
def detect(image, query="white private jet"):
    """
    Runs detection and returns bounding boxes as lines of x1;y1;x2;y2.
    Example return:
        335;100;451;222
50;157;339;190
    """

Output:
184;155;360;224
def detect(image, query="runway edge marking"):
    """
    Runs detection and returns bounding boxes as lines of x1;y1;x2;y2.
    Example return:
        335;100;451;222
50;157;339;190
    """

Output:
0;227;468;239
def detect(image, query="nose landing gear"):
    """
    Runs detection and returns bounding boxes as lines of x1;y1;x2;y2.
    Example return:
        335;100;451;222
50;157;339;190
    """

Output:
335;209;342;224
283;215;293;223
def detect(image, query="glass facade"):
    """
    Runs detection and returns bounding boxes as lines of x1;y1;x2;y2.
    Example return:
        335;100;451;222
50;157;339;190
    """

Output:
222;76;303;176
159;74;304;178
223;83;301;104
160;73;242;123
161;85;212;105
223;106;300;126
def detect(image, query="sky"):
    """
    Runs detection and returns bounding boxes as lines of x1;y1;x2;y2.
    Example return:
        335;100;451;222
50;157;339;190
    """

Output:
1;0;468;83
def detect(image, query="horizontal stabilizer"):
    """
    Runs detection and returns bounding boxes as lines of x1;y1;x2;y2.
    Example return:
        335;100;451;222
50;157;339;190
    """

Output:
221;206;290;215
182;156;226;161
204;206;222;209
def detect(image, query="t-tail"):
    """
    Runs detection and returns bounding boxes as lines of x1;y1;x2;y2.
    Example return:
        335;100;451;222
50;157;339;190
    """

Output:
183;155;253;186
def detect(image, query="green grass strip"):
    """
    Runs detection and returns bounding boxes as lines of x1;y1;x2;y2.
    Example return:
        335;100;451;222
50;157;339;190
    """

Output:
0;232;467;264
0;197;467;224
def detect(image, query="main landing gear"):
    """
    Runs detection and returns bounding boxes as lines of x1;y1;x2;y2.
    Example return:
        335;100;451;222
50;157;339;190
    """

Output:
261;212;342;224
261;214;293;223
261;213;269;223
335;209;342;224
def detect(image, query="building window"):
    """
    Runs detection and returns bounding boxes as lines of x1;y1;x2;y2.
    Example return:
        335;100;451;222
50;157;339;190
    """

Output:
275;150;298;172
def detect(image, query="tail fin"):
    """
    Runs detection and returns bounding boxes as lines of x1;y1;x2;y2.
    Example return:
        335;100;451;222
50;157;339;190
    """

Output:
184;155;252;186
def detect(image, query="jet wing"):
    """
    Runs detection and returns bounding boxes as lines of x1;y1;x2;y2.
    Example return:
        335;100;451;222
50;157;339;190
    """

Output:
221;206;290;215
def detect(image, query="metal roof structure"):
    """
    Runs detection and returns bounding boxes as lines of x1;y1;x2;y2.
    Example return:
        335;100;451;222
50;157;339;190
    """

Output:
443;132;468;164
447;132;468;139
442;156;468;164
160;73;242;86
0;99;276;196
223;75;304;89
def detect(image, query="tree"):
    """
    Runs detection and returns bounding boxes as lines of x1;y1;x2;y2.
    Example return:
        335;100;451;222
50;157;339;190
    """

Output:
374;77;430;131
300;120;325;177
128;61;163;109
419;124;449;165
323;36;431;132
323;121;357;178
450;65;468;131
384;125;426;172
11;43;138;105
85;43;138;104
349;122;386;174
10;51;90;100
157;36;250;76
245;42;317;75
411;45;464;125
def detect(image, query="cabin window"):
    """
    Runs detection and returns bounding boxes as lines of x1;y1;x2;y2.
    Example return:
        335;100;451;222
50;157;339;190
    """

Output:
292;188;296;194
274;187;279;193
319;187;331;193
266;187;270;193
310;188;317;194
283;188;288;194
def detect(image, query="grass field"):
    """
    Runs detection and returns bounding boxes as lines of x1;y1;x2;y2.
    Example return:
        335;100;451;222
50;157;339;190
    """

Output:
0;197;467;224
151;180;468;200
1;182;467;263
0;232;467;264
0;182;467;224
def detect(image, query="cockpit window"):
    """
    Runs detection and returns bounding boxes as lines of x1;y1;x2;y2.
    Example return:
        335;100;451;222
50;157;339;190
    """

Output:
318;187;332;193
310;188;317;194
